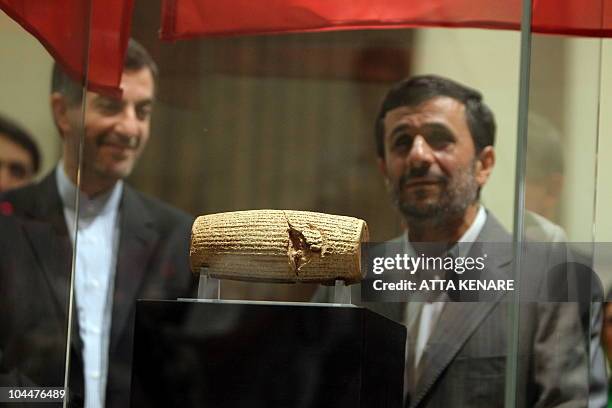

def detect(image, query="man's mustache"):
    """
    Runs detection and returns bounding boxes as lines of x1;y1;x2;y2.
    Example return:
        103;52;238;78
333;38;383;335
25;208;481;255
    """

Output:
398;169;447;188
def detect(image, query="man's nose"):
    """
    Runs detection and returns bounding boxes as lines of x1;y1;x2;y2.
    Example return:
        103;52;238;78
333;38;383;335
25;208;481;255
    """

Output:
115;106;140;138
406;135;434;167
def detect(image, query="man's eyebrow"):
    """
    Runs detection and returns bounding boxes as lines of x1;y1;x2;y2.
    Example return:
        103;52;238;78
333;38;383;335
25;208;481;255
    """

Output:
389;122;452;137
135;98;154;106
421;122;453;133
389;123;416;138
92;94;122;105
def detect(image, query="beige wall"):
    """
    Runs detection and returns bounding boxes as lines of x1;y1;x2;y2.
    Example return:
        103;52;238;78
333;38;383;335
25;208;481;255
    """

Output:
557;38;599;242
595;40;612;242
593;40;612;290
0;11;59;177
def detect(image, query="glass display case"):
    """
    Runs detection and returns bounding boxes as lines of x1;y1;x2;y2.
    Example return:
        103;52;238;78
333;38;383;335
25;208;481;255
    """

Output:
1;0;611;406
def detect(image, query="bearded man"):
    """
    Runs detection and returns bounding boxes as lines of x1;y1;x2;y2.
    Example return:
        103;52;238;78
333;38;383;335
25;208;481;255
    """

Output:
320;75;606;408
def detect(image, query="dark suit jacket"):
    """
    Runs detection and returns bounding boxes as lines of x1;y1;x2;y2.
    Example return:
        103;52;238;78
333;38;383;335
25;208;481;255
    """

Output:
317;211;605;407
0;171;197;407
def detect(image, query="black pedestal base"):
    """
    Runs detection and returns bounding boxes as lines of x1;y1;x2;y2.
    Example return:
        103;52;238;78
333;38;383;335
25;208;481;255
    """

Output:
131;300;405;408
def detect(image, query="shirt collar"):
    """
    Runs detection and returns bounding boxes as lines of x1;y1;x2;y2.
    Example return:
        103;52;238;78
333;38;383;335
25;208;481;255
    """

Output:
403;205;487;258
458;205;487;245
56;161;123;216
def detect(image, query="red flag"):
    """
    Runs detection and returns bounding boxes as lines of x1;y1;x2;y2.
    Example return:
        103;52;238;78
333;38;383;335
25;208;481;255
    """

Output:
160;0;612;40
0;0;134;96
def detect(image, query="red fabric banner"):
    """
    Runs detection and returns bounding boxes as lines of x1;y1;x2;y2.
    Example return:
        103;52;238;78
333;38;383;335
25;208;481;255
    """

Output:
160;0;612;40
0;0;134;96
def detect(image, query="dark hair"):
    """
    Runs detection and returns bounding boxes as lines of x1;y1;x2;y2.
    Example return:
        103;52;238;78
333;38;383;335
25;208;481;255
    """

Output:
375;75;496;158
51;38;158;105
0;114;41;173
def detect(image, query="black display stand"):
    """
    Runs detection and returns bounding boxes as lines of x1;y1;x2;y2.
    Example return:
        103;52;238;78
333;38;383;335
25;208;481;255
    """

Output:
130;299;406;408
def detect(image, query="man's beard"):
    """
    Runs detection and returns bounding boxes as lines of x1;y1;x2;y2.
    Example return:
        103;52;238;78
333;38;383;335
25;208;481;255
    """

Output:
390;161;479;224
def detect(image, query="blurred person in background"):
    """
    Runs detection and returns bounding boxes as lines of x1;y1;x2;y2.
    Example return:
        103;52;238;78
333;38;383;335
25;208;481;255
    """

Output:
0;114;40;193
524;113;567;242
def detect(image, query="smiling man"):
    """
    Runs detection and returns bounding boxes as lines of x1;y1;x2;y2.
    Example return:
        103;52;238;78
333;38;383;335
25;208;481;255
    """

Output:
365;75;603;407
51;45;154;197
0;39;196;407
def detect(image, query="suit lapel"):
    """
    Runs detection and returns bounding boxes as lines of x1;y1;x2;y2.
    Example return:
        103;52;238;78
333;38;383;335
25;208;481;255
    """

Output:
110;186;159;352
409;212;513;408
21;172;71;303
409;302;499;407
17;172;83;353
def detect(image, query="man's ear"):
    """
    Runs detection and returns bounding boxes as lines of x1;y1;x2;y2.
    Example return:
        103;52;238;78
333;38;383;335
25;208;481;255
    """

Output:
50;92;73;138
377;157;388;178
377;156;393;189
377;157;394;191
475;146;495;187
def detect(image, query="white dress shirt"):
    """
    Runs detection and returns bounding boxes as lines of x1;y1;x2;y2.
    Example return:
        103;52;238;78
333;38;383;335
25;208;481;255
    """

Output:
57;165;123;408
404;206;487;369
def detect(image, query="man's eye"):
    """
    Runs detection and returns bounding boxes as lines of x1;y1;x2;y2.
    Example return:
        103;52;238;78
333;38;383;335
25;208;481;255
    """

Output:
96;99;122;114
8;163;28;179
427;132;453;149
136;106;152;121
392;135;413;152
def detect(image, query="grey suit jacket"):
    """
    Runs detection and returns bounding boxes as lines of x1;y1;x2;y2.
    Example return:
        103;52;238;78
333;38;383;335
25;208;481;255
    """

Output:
318;211;606;407
0;170;197;407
